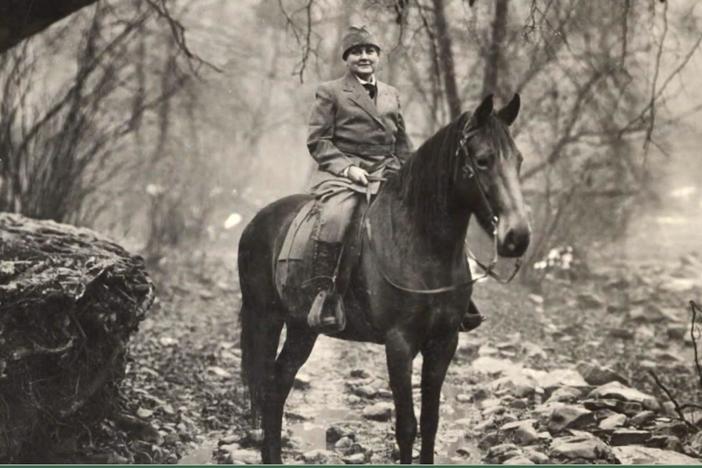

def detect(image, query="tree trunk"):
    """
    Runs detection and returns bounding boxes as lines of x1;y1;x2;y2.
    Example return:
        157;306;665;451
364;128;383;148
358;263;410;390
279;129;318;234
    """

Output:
431;0;462;119
481;0;509;99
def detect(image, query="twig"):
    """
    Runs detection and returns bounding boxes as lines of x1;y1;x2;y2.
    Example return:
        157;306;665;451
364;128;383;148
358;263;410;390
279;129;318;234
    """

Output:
691;301;702;390
647;369;696;431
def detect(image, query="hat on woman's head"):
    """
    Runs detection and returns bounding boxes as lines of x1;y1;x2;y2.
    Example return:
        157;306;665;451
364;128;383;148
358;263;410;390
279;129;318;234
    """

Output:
341;26;381;60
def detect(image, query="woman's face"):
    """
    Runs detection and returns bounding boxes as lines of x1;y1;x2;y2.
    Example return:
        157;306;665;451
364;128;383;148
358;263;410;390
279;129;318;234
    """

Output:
345;45;379;79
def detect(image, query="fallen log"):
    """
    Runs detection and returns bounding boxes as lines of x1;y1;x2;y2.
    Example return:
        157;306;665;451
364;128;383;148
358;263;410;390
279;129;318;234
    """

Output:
0;213;154;461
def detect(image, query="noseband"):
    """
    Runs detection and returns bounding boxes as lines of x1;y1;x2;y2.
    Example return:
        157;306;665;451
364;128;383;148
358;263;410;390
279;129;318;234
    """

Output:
364;121;522;296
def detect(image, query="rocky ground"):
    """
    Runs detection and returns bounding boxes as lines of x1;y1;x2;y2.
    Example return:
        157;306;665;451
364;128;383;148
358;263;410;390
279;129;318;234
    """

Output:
65;240;702;464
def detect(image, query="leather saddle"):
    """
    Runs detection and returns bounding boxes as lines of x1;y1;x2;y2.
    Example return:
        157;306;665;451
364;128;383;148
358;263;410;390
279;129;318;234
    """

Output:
275;199;365;321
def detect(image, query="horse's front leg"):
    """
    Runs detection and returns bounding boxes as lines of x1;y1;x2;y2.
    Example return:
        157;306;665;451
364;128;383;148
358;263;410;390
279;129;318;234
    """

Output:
419;333;458;464
385;330;419;464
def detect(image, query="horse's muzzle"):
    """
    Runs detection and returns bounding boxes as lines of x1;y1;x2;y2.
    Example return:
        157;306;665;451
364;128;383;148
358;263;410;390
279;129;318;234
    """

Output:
497;223;530;258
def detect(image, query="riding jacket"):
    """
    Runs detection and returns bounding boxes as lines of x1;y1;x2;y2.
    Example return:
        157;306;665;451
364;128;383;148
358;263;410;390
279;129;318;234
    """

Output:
306;71;413;191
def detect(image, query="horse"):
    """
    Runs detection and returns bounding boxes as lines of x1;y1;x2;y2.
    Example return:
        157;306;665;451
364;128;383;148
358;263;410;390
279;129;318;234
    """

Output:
237;94;531;464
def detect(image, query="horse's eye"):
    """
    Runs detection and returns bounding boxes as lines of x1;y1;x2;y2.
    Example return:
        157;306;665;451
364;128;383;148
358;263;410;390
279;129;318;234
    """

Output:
475;153;493;171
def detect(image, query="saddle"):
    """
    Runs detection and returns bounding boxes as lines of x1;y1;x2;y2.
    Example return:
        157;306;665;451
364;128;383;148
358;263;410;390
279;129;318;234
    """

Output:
275;199;364;321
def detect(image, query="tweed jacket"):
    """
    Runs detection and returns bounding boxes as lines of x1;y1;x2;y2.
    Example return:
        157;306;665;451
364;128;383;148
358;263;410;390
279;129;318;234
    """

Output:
307;72;413;190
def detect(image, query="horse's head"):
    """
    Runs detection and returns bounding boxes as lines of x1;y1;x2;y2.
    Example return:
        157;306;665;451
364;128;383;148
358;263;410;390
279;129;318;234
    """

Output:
454;94;531;258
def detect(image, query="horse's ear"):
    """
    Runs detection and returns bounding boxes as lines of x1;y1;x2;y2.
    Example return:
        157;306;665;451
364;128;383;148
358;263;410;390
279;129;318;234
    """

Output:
473;94;494;127
496;93;520;126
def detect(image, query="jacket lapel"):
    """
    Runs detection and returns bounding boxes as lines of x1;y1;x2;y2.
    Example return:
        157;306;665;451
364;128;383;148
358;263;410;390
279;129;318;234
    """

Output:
343;72;387;130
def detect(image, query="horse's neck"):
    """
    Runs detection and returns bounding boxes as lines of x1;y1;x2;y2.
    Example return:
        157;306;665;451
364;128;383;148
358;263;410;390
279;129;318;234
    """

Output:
371;190;470;274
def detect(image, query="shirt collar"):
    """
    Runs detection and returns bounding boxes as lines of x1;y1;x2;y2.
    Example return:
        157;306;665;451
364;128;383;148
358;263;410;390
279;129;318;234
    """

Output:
355;74;376;87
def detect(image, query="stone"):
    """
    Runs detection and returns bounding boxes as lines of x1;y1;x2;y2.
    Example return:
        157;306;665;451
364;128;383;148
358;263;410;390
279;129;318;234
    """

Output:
456;393;472;403
648;435;683;451
349;368;370;379
511;421;540;445
351;384;378;399
545;386;584;403
588;381;660;410
510;398;528;409
334;436;354;451
489;373;537;398
612;445;700;464
302;449;343;464
687;431;702;453
361;402;393;421
471;356;520;374
609;328;635;340
576;362;628;386
577;292;604;309
523;448;550;464
667;324;688;340
630;410;656;426
548;404;595;433
503;455;534;464
486;443;522;463
342;452;367;464
223;448;261;464
610;429;651;446
540;368;589;389
326;423;358;443
293;373;312;390
478;431;500;450
550;435;612;460
599;413;627;430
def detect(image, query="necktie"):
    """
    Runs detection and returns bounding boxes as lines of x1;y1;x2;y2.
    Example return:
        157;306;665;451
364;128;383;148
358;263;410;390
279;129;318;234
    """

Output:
363;83;376;100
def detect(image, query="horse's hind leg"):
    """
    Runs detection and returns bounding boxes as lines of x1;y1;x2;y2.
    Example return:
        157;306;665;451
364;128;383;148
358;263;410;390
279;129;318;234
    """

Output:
419;334;458;464
261;321;318;464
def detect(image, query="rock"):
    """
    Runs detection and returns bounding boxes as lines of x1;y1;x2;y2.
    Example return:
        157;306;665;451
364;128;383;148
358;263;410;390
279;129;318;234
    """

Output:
577;292;604;309
648;435;683;451
609;328;635;340
478;344;499;356
540;368;589;389
523;342;548;359
361;402;393;421
523;448;549;464
489;373;537;398
510;398;528;409
474;417;495;432
351;384;378;399
651;349;684;363
546;386;584;403
326;423;358;443
471;356;520;374
599;413;627;431
478;431;500;450
456;335;483;355
576;362;628;386
550;435;612;460
501;419;540;445
223;447;261;464
629;304;666;322
548;404;594;433
334;436;354;451
456;393;472;403
630;410;656;426
349;368;370;379
486;443;522;463
610;428;651;445
686;431;702;453
293;373;312;390
588;381;660;410
503;455;534;464
528;294;544;304
667;324;687;340
612;445;700;464
302;449;343;464
342;452;367;464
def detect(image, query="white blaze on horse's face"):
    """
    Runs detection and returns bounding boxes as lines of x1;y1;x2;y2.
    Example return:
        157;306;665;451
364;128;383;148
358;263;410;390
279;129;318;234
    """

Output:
465;94;531;258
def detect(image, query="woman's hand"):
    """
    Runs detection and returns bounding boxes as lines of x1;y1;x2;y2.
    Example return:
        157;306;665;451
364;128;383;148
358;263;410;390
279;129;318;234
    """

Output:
346;166;369;186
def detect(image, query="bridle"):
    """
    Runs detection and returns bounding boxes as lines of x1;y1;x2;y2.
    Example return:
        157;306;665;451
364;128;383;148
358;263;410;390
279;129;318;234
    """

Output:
364;121;522;295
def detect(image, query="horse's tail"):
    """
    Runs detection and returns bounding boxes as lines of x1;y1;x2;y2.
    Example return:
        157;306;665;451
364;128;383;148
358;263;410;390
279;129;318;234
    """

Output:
239;299;264;425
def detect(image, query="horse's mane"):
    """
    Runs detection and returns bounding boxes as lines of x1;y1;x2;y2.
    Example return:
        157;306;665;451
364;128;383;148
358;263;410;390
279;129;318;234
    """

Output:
385;110;514;237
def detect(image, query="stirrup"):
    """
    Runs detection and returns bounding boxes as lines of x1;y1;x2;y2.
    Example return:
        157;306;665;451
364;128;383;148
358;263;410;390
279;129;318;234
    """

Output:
307;289;346;333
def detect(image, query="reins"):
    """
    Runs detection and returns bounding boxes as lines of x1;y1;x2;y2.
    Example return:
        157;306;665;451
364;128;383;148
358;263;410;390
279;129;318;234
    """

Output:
364;122;522;295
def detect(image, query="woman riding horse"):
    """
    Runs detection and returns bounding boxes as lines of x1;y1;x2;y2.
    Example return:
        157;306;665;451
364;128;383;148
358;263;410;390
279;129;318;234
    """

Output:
305;26;482;333
238;85;530;463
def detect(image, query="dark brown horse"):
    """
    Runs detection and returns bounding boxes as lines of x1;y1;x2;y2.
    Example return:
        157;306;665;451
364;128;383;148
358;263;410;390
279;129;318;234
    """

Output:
238;94;530;464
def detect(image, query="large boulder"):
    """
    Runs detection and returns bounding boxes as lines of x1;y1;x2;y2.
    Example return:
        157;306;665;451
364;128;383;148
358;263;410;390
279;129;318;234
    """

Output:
0;214;153;461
